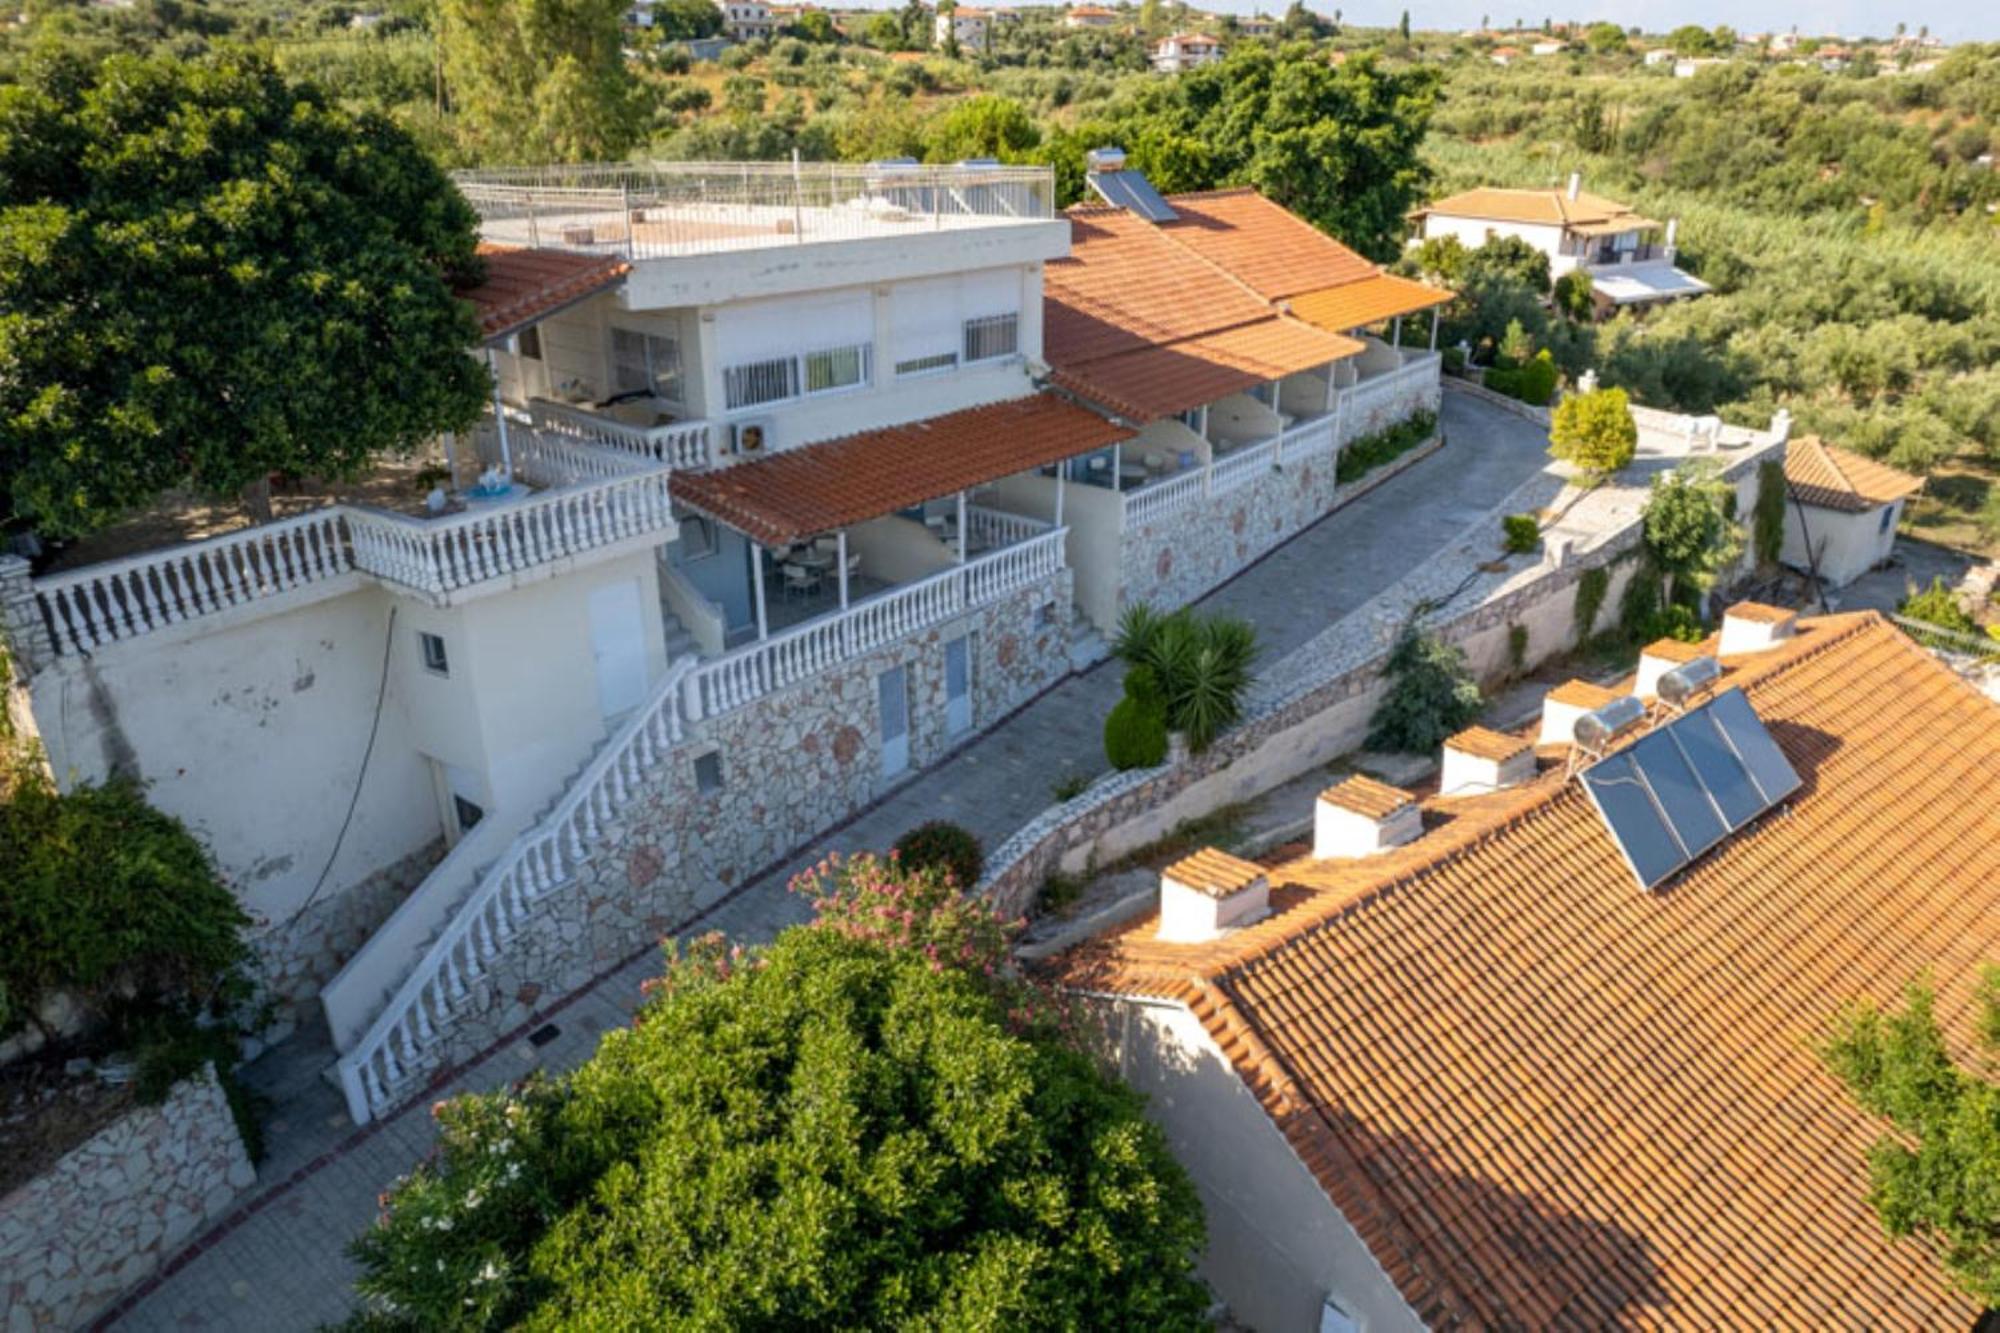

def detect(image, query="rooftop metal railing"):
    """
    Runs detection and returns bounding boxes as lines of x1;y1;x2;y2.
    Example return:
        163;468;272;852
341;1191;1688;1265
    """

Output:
452;161;1057;260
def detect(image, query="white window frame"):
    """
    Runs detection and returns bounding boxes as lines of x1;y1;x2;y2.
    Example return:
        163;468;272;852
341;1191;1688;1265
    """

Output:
609;326;685;403
723;341;874;411
962;311;1020;364
418;631;449;677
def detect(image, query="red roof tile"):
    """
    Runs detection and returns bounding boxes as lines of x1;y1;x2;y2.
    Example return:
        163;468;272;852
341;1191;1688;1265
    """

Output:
1157;189;1380;301
669;395;1130;547
1785;435;1924;513
457;244;630;343
1052;612;2000;1328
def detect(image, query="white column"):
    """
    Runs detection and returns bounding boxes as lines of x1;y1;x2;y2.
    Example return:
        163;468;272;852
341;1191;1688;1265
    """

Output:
1111;443;1123;493
486;348;512;478
1053;469;1066;527
1391;315;1403;349
1430;306;1441;350
956;490;968;562
751;541;769;640
837;530;850;608
1324;362;1337;414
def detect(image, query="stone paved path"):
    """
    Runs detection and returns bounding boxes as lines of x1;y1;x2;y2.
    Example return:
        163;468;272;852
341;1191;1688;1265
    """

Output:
106;390;1551;1331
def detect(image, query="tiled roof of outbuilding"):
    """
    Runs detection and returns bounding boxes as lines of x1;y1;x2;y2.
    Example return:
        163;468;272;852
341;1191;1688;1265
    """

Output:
1785;435;1924;513
1050;612;2000;1329
456;243;630;343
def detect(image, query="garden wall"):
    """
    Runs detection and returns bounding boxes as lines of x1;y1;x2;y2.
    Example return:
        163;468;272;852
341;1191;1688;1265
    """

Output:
0;1065;254;1330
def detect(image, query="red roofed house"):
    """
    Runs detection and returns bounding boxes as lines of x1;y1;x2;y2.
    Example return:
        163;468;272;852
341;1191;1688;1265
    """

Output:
1050;606;2000;1329
1151;30;1224;71
1780;434;1923;587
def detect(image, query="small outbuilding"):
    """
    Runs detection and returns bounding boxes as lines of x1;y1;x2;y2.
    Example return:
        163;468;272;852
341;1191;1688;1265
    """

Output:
1781;435;1923;588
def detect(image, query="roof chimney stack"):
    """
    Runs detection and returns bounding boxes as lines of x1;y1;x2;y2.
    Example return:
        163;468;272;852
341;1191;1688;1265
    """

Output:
1156;847;1271;944
1440;727;1536;797
1540;679;1618;746
1567;171;1582;200
1719;602;1798;656
1315;776;1421;859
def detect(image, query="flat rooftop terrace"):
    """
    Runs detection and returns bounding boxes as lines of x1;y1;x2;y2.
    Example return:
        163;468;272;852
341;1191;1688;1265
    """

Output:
455;160;1058;262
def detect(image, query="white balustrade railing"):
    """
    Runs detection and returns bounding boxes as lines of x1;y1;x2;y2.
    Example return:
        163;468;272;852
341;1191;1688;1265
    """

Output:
1338;353;1442;443
529;398;714;471
35;465;677;659
1122;468;1207;525
35;510;355;656
487;423;655;486
965;504;1054;549
1121;411;1345;528
688;527;1066;720
1209;438;1280;498
337;656;700;1123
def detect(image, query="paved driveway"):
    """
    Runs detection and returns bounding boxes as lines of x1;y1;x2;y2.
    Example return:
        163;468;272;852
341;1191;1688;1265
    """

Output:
107;388;1552;1331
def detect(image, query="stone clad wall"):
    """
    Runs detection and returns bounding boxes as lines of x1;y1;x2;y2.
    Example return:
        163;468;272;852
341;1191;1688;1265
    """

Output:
0;1066;254;1331
376;569;1075;1103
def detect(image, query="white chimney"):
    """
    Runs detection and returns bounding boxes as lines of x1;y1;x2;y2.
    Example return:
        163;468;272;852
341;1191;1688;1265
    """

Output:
1540;678;1618;745
1634;637;1706;698
1769;407;1792;445
1439;726;1536;797
1665;217;1679;258
1156;847;1271;944
1567;171;1582;200
1314;776;1421;859
1719;601;1798;656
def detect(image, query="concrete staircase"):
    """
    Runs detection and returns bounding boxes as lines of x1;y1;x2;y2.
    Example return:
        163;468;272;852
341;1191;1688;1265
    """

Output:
662;606;698;663
1069;609;1113;673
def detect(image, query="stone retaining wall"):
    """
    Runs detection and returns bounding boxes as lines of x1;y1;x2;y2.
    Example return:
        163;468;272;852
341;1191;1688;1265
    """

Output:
375;569;1076;1103
982;434;1784;918
0;1066;253;1331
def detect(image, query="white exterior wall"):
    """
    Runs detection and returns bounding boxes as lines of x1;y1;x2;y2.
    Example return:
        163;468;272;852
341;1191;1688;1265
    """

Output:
1105;999;1425;1332
1419;214;1575;277
1782;499;1900;588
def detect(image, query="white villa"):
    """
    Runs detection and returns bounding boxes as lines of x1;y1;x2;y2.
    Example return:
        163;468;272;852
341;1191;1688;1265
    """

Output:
1151;31;1224;71
1780;435;1923;588
0;156;1445;1128
1063;4;1119;28
934;4;991;51
714;0;773;40
1410;174;1712;312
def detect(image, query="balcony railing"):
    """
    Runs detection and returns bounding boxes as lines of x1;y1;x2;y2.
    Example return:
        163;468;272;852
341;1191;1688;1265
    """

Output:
453;161;1057;261
33;443;678;657
528;398;715;471
686;527;1066;719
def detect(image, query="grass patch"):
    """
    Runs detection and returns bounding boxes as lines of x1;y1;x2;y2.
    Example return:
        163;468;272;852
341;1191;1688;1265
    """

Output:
1902;453;1998;559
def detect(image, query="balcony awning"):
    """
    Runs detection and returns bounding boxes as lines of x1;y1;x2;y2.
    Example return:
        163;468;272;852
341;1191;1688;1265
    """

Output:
671;395;1132;547
1049;316;1363;421
457;244;631;345
1287;274;1453;336
1571;217;1662;236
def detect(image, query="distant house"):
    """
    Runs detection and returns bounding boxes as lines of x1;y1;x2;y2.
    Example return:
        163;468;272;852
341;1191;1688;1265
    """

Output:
1411;174;1711;312
1642;46;1673;65
1064;3;1118;28
715;0;774;40
1782;436;1924;587
1529;38;1564;55
1048;605;2000;1331
934;4;991;50
1489;45;1519;65
1151;31;1223;72
1236;12;1275;37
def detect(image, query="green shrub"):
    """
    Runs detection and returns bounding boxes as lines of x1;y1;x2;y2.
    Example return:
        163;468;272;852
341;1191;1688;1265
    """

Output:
1367;628;1484;753
1618;558;1663;642
1111;607;1258;752
1502;514;1541;553
891;820;984;888
1337;410;1438;484
1574;565;1610;640
1753;460;1787;566
1899;577;1977;636
1507;623;1529;677
1485;349;1559;405
1442;345;1467;374
1549;386;1638;480
349;865;1210;1330
1050;771;1093;802
1553;271;1595;321
1104;693;1169;770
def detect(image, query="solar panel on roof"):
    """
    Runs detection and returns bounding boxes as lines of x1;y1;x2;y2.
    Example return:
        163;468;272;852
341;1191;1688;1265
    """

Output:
1581;752;1687;890
1088;169;1179;223
1581;687;1802;892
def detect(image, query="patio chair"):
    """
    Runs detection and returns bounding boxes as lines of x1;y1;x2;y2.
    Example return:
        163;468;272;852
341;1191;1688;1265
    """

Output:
781;562;823;601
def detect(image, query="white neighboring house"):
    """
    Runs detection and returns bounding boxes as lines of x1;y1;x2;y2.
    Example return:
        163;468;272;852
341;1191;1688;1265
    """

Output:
934;4;991;51
1410;174;1711;313
1064;4;1119;27
1236;13;1276;37
1643;46;1673;65
1781;435;1924;588
1529;38;1564;55
1151;31;1223;72
715;0;773;40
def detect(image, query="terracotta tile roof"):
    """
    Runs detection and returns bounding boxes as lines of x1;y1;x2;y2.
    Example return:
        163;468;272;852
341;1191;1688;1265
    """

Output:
1165;847;1267;898
1320;774;1415;819
1286;273;1452;333
668;395;1130;547
1156;189;1380;300
1444;724;1531;762
1546;678;1619;708
1641;637;1706;663
1725;600;1795;624
1049;613;2000;1328
1785;435;1924;513
1416;185;1648;229
457;244;629;343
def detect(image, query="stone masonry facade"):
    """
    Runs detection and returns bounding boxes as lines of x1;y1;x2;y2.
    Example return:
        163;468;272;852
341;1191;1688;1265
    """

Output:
0;1065;254;1331
374;569;1075;1105
983;432;1783;918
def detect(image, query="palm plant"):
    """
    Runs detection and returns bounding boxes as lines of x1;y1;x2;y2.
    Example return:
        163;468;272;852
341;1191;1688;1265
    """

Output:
1111;604;1259;752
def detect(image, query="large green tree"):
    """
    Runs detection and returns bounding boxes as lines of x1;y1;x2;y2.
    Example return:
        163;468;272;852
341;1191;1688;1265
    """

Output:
1822;967;2000;1307
346;857;1209;1329
437;0;643;163
1639;459;1744;605
0;49;489;537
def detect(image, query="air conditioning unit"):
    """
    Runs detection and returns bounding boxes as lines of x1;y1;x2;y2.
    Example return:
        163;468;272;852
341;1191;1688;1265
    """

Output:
726;420;772;456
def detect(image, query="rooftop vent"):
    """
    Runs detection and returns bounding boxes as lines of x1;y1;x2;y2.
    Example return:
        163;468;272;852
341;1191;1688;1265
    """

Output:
1157;847;1271;944
1440;726;1536;797
1718;602;1797;656
1634;637;1705;698
1315;776;1421;859
1540;678;1619;746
